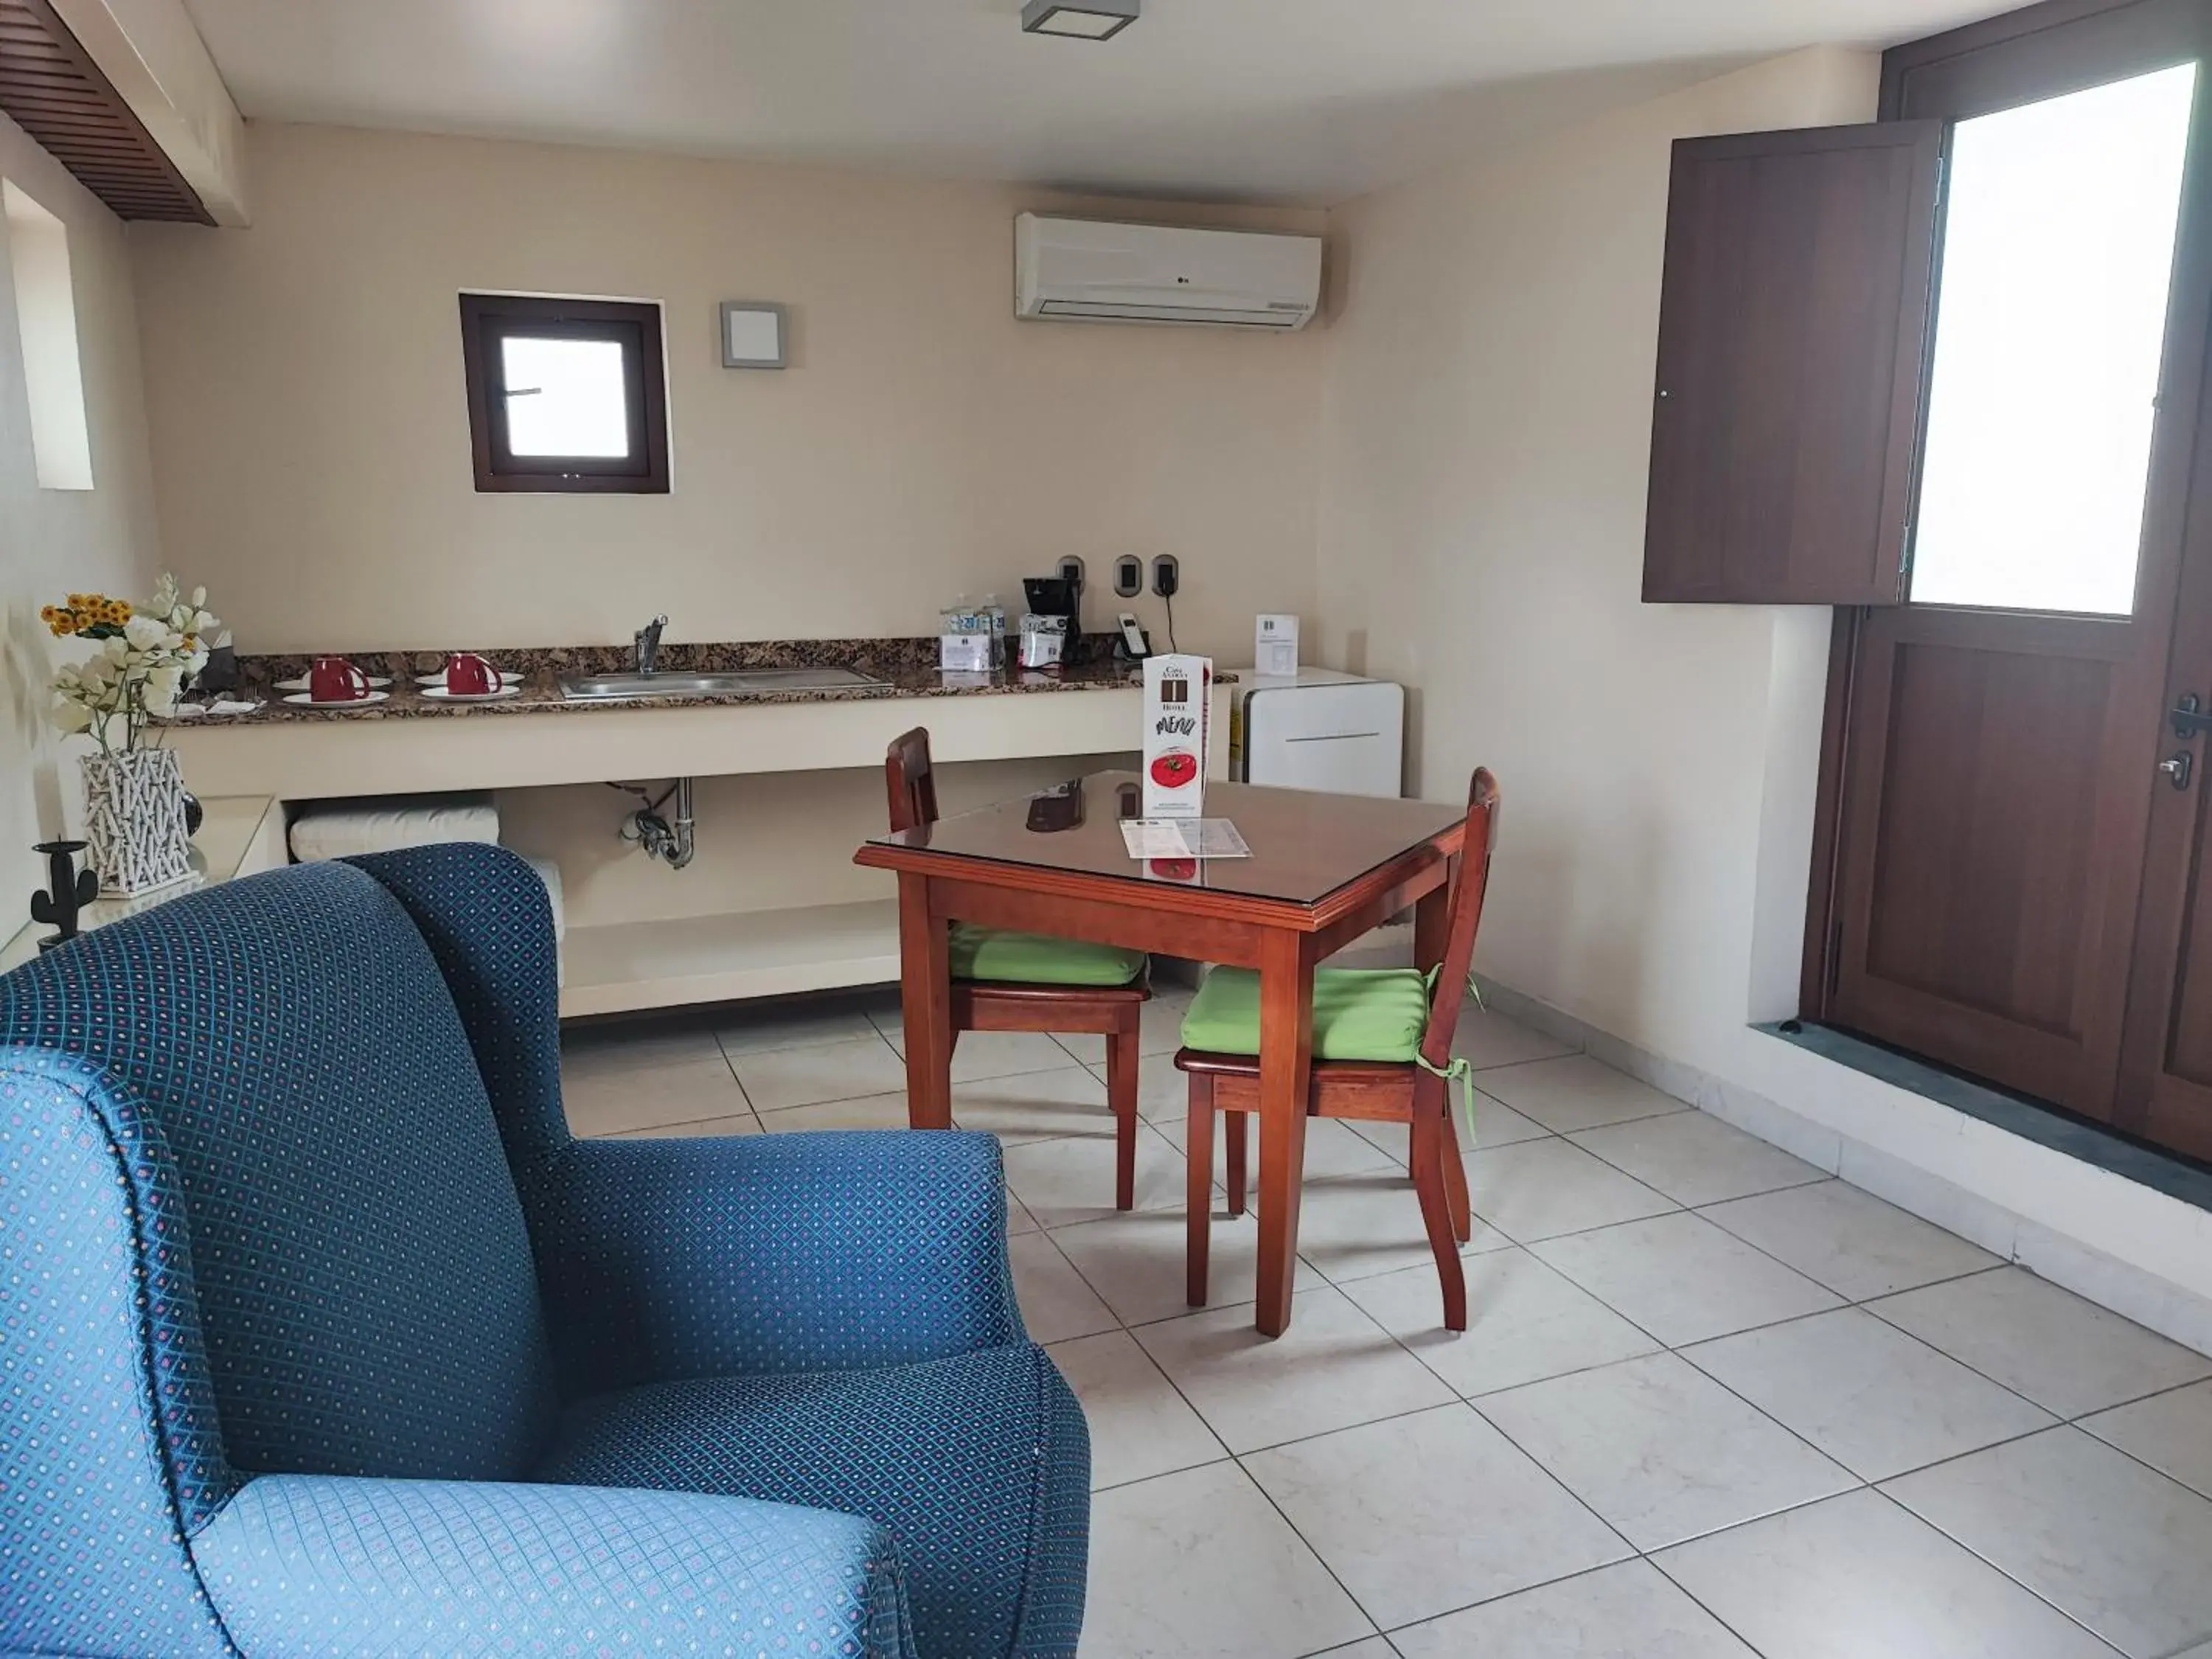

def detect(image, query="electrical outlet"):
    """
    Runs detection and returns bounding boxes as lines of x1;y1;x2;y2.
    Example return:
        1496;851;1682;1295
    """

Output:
1057;555;1086;588
1152;554;1180;599
1113;554;1144;598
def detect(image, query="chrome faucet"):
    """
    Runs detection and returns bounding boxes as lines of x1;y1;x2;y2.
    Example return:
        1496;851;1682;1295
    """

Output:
635;614;668;677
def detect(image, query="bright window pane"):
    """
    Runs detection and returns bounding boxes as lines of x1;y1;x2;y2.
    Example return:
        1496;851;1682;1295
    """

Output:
501;335;630;458
1910;62;2197;615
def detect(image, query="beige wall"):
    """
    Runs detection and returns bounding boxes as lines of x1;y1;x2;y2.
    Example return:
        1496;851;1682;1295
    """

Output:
1317;44;1876;1064
1316;47;2212;1320
129;123;1326;661
0;111;162;911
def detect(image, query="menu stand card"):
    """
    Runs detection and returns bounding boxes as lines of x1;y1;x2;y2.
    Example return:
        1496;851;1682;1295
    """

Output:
1143;654;1213;818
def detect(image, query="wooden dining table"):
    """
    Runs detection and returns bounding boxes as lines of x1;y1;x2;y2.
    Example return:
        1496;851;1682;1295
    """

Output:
855;771;1469;1337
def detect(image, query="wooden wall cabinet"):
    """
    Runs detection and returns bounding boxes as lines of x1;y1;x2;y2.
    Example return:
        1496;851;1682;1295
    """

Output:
1642;122;1943;606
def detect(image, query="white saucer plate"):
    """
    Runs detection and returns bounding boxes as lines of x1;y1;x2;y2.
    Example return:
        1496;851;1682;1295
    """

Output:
282;690;391;709
173;700;265;719
414;670;523;687
274;674;391;692
419;684;522;703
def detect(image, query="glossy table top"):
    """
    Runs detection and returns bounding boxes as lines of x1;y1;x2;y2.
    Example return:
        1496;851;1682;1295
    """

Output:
863;771;1467;906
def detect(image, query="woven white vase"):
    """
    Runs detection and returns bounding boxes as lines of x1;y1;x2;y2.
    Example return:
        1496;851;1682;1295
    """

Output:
81;748;193;897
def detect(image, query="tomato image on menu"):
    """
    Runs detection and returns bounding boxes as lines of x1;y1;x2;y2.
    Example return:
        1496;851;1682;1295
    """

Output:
1150;751;1198;790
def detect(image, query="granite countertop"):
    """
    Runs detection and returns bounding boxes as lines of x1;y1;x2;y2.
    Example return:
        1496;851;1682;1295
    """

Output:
170;636;1211;726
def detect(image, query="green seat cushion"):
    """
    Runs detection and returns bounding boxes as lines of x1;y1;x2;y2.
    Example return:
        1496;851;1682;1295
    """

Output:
1180;966;1434;1062
949;922;1147;987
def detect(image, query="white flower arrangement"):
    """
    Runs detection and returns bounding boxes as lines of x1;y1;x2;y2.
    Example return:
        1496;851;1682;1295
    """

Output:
42;575;226;755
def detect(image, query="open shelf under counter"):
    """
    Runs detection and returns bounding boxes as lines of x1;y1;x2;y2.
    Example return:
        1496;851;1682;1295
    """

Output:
559;898;900;1019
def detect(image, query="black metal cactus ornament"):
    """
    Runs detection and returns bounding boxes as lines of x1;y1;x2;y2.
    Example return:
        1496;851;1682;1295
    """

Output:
29;841;99;951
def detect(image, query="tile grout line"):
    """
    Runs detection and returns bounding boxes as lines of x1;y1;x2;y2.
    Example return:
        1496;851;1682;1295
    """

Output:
1666;1293;2060;1456
1074;1197;2132;1649
1239;1447;1392;1652
1843;1267;2186;1416
1836;1486;2135;1658
1017;1225;1122;1346
1062;1040;2190;1651
2062;1382;2212;1506
590;1012;2195;1658
1068;1266;1391;1651
1050;1325;1236;1495
1172;1256;2155;1653
1202;1285;1650;1647
1036;1169;1990;1344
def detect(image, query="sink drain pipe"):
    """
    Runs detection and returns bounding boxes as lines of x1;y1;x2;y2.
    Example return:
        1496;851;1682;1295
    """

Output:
613;778;697;869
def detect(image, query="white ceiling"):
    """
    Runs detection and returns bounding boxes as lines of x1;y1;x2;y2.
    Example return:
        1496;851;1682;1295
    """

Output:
180;0;2009;204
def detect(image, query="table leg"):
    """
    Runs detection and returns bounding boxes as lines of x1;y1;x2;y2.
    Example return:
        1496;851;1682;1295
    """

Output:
1255;928;1315;1338
897;872;954;1131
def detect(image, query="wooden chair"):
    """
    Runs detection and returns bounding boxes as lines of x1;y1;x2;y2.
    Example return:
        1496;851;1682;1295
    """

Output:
886;728;1149;1208
1175;768;1499;1329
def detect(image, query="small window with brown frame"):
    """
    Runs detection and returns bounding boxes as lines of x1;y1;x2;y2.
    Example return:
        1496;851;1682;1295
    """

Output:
459;293;670;493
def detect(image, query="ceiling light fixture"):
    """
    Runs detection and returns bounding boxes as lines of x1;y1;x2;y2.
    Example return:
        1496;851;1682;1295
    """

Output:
1020;0;1139;41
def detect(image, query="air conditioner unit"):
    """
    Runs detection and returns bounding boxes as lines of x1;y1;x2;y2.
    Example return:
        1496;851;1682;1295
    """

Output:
1015;212;1321;330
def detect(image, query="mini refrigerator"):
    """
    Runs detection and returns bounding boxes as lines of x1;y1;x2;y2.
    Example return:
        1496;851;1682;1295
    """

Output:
1228;667;1405;798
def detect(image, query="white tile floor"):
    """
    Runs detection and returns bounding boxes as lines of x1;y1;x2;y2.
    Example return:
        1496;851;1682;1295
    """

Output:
563;988;2212;1659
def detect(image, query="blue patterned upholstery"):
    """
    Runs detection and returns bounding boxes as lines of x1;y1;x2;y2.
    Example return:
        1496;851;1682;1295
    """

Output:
0;1051;232;1657
530;1133;1023;1394
0;862;557;1490
194;1475;916;1658
0;843;1088;1658
538;1344;1089;1659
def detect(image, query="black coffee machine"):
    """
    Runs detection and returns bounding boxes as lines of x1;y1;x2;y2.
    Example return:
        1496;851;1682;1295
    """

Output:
1022;576;1088;668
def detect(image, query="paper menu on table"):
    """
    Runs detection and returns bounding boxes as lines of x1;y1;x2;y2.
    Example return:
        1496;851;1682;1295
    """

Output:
1255;614;1300;678
1119;818;1252;860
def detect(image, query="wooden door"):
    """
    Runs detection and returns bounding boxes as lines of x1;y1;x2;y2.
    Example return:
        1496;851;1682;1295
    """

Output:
2118;392;2212;1155
1815;4;2212;1125
1825;606;2185;1113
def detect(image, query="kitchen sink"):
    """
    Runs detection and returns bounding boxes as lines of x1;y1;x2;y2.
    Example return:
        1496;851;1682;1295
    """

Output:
560;667;893;702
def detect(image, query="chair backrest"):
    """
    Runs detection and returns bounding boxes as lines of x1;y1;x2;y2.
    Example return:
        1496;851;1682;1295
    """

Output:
0;859;559;1493
886;726;940;832
1421;768;1502;1068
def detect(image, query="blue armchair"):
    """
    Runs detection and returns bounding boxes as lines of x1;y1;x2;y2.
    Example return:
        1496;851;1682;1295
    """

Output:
0;844;1087;1658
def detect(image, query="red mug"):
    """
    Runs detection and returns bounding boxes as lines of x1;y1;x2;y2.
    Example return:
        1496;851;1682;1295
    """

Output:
308;655;370;703
443;652;498;697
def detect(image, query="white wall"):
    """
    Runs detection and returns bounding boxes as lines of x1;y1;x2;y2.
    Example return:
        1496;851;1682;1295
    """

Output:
0;111;163;914
128;123;1326;661
1318;45;2212;1330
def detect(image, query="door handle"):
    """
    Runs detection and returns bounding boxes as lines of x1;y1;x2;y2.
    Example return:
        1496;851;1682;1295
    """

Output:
2161;752;2195;790
2174;694;2212;740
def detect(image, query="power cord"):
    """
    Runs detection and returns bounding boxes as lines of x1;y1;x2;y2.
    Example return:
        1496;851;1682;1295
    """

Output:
1164;591;1179;653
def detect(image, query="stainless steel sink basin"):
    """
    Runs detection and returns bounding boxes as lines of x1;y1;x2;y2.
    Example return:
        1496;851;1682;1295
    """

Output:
559;667;892;702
